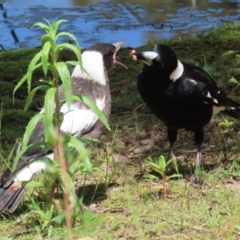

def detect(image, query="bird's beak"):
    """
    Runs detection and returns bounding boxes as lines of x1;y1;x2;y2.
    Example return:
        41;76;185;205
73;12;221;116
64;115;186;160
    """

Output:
130;50;158;66
112;41;128;69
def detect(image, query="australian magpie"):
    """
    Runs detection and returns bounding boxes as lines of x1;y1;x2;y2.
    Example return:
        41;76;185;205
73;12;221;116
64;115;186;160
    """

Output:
0;41;127;213
131;44;240;180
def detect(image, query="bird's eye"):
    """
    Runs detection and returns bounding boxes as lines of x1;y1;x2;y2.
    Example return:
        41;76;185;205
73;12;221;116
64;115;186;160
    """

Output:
154;61;165;68
159;62;165;68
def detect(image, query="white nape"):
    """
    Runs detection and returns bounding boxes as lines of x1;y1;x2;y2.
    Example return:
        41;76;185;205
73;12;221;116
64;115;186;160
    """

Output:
170;60;184;81
71;51;106;85
13;152;54;182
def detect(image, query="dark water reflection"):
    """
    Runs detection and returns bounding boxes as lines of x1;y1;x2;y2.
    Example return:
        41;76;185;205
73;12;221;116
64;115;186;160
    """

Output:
0;0;240;49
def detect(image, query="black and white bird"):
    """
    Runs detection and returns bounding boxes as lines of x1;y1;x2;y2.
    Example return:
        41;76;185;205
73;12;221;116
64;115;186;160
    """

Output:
131;44;240;179
0;41;127;213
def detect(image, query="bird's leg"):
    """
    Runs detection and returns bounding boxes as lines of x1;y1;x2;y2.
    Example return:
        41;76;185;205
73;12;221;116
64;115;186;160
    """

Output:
192;128;204;184
196;144;201;170
167;127;177;160
168;142;176;160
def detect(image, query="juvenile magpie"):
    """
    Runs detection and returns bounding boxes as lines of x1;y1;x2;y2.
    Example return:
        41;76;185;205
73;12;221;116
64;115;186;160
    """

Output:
131;44;240;180
0;41;127;213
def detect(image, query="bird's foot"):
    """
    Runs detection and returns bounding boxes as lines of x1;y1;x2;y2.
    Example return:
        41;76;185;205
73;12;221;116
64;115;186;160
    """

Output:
190;172;204;185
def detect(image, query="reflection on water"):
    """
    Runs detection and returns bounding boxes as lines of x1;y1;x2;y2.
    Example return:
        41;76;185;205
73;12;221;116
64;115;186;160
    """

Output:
0;0;240;49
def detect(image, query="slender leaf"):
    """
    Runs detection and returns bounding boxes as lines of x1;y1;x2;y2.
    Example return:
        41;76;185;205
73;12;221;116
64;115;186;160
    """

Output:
56;32;79;47
51;19;68;39
24;86;49;111
55;62;72;109
44;87;57;142
13;55;41;100
21;113;44;148
56;43;83;71
32;22;50;33
66;135;91;171
72;94;111;131
42;41;51;75
27;51;42;92
13;74;27;101
144;174;158;179
167;174;182;180
65;60;79;67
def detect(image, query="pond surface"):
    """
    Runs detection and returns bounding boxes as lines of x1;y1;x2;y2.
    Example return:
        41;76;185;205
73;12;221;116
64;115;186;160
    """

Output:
0;0;240;49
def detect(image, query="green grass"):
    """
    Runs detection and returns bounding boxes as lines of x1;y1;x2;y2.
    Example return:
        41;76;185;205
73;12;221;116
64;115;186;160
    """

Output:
1;23;240;239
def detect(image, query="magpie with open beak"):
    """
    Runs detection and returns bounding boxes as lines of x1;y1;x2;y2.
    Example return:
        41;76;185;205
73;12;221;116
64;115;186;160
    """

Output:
0;41;127;213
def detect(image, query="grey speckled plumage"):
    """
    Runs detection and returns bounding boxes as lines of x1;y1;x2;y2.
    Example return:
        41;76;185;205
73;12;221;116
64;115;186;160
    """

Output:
0;41;126;213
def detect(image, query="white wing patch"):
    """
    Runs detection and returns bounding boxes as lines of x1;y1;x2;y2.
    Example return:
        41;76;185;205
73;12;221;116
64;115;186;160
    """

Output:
40;97;106;136
170;60;184;81
14;97;106;182
13;152;54;182
60;97;106;136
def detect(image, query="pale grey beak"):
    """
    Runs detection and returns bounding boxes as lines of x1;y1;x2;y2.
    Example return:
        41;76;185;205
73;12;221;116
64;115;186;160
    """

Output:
112;40;127;69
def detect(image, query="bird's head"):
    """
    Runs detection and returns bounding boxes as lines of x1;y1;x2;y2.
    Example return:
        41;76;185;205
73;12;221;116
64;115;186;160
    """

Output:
130;44;178;75
86;41;127;70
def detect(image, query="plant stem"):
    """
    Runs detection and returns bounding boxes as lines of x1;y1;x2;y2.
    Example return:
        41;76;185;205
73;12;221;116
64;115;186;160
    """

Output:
57;137;72;230
51;48;72;230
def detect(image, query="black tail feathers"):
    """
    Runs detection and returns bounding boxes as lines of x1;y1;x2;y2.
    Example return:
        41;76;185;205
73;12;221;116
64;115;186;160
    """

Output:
0;184;26;213
224;98;240;119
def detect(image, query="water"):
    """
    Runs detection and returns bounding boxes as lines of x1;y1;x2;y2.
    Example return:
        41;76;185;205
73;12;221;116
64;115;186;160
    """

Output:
0;0;240;50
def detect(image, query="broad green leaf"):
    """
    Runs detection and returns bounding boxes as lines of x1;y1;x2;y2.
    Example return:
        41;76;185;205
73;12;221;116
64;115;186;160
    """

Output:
44;87;57;143
24;86;49;111
158;155;166;172
42;41;51;75
72;94;111;131
55;62;72;109
22;113;44;148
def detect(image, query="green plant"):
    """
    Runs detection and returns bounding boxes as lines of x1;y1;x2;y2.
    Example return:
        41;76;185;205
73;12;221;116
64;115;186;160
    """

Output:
11;19;110;230
218;119;235;159
145;155;182;199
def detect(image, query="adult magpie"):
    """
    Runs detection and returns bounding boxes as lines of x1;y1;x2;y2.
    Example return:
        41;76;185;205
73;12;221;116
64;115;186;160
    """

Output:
131;44;240;180
0;41;127;213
